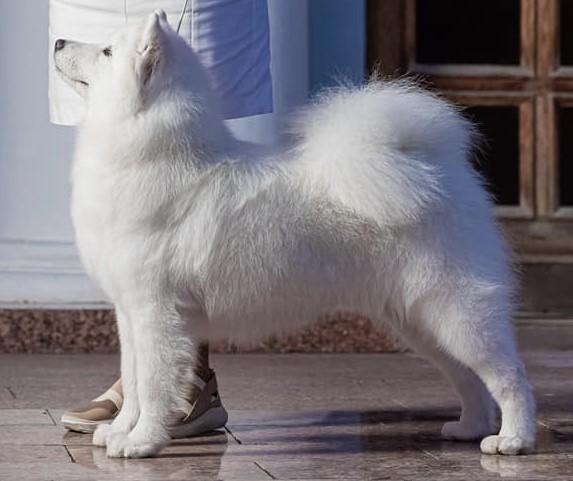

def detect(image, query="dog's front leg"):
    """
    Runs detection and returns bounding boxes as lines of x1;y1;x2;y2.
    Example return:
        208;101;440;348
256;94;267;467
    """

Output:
94;306;140;448
106;299;189;458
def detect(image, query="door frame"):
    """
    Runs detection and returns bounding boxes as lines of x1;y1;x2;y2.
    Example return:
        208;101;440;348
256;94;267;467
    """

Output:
366;0;573;259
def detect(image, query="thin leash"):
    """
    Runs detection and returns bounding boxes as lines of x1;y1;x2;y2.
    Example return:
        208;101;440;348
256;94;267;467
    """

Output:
123;0;189;33
176;0;190;33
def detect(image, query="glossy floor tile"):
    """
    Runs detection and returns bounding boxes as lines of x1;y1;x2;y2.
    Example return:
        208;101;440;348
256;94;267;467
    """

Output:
0;327;572;480
0;408;54;425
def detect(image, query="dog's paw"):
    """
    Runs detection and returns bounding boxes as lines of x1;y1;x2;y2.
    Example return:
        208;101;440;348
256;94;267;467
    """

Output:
441;420;495;441
106;427;169;458
105;431;130;457
121;437;167;458
92;423;112;447
480;435;535;455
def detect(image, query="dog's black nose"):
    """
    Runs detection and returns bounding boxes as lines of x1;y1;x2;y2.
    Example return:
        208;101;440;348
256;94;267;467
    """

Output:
54;39;66;51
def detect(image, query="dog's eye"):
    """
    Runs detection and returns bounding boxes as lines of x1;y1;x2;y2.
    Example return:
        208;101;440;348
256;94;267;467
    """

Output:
102;47;112;57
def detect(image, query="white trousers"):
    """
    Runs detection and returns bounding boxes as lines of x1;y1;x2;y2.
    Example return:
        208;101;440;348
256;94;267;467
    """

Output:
48;0;272;125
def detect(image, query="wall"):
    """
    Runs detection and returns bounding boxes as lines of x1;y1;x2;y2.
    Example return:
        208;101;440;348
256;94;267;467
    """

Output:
0;0;95;306
0;2;75;243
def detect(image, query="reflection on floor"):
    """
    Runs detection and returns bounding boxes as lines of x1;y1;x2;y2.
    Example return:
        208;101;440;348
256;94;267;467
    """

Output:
0;323;572;480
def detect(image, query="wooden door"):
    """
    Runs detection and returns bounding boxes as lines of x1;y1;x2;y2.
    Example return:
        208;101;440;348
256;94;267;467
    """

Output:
367;0;573;261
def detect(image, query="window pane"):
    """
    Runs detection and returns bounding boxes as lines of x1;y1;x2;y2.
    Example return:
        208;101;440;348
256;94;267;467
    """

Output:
416;0;520;65
558;107;573;206
466;106;520;205
560;1;573;65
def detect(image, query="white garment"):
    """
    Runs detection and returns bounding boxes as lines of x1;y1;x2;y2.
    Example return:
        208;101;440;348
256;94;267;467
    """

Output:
48;0;272;125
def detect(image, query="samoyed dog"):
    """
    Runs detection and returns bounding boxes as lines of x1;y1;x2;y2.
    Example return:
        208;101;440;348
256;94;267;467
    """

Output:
54;10;535;458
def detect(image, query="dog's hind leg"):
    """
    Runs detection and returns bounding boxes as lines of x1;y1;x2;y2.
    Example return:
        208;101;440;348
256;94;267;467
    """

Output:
417;296;536;455
106;298;195;458
94;306;140;448
394;325;497;441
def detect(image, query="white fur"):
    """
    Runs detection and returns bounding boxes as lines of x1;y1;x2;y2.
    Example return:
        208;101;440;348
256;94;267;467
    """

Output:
54;10;535;458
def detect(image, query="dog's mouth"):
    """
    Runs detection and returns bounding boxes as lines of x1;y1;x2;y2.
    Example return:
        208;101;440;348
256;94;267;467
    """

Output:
55;65;89;88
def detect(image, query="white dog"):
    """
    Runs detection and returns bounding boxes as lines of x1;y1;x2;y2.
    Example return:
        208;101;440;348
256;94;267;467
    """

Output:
54;10;535;458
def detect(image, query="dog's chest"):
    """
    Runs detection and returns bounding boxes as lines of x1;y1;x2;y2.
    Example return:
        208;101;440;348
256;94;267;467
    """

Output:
70;159;153;291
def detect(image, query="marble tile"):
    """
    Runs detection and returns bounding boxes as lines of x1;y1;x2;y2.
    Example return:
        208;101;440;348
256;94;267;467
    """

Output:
212;353;416;411
247;452;437;481
0;353;118;409
0;445;70;463
61;430;98;447
228;407;460;430
261;450;573;481
47;408;65;426
67;442;271;480
1;348;573;480
4;379;118;410
227;408;451;453
0;463;104;481
477;453;573;480
228;409;364;427
0;386;16;403
0;425;65;445
66;431;234;459
0;408;54;425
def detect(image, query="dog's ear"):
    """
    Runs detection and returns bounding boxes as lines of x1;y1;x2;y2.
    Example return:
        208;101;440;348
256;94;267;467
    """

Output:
136;10;168;87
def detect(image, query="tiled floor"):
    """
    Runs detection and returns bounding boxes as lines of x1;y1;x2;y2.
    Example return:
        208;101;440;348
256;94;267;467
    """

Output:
0;323;572;480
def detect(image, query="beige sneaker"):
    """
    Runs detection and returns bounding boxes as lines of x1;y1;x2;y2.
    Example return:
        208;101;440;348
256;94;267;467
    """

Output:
61;379;123;433
61;372;228;437
170;370;228;438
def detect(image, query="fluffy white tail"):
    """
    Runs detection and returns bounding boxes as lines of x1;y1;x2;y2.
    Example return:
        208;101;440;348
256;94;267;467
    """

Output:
292;81;476;226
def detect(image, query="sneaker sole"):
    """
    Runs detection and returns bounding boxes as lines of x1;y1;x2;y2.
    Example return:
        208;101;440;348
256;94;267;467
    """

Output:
61;415;112;434
62;406;228;437
169;406;229;439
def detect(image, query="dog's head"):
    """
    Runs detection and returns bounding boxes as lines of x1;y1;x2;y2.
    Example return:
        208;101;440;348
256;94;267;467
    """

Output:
54;10;213;118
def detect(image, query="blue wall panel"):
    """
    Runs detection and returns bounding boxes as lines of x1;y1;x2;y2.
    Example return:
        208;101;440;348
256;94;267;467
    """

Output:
308;0;365;94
